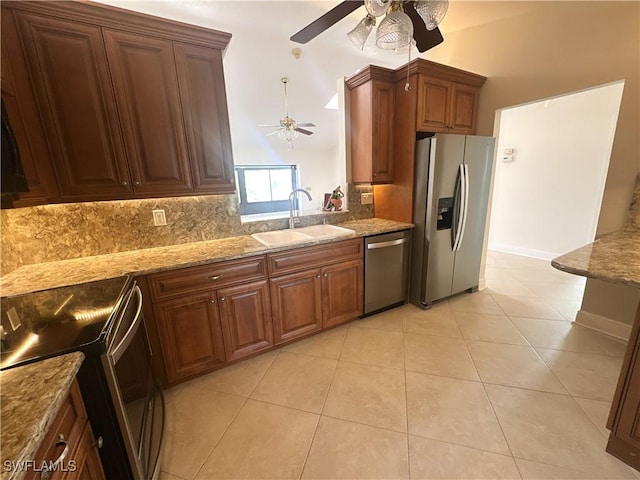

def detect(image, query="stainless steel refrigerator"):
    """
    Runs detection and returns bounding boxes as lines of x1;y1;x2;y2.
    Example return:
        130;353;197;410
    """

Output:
410;134;495;307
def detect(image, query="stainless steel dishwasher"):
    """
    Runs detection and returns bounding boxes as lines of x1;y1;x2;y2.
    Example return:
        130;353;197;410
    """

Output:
363;230;411;316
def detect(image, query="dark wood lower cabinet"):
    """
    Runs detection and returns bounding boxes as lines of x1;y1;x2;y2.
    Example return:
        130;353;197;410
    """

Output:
143;240;365;387
218;280;274;362
322;259;364;329
154;292;226;384
607;303;640;471
271;269;323;344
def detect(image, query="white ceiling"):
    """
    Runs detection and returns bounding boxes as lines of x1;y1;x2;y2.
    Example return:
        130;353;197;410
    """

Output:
92;1;534;153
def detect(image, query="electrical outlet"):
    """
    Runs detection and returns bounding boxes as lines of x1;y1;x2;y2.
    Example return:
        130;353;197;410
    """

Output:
361;193;373;205
152;209;167;226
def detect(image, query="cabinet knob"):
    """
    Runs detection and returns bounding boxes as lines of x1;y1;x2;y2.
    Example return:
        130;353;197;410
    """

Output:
323;273;328;277
220;297;225;301
316;275;320;278
209;299;216;304
93;436;104;449
134;181;141;186
122;181;128;186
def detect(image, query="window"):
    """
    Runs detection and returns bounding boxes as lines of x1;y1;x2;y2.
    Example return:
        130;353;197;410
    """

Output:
235;165;299;215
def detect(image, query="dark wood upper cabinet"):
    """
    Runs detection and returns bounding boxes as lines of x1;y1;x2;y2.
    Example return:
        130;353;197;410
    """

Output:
347;66;395;184
1;1;235;205
103;29;192;195
12;11;131;199
174;43;235;194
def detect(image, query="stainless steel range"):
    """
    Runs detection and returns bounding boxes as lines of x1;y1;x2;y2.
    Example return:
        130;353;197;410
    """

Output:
1;276;164;480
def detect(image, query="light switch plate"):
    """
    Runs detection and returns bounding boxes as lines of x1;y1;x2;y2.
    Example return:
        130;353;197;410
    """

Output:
152;209;167;226
361;193;373;205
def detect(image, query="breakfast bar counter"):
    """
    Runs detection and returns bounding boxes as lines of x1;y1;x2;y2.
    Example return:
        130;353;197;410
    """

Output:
552;229;640;471
551;230;640;288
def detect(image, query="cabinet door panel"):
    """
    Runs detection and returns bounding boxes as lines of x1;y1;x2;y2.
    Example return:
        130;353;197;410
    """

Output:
416;76;450;133
103;29;192;194
270;269;323;344
371;80;394;183
174;43;235;194
154;293;226;384
218;280;273;361
14;12;131;197
73;423;107;480
322;259;363;328
449;82;479;134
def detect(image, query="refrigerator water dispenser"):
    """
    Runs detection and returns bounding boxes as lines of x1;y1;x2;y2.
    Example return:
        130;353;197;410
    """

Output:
437;197;454;230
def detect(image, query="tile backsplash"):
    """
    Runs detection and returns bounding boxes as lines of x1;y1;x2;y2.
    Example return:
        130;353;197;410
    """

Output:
1;184;373;274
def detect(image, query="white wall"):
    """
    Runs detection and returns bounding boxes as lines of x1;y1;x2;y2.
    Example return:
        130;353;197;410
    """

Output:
488;81;625;260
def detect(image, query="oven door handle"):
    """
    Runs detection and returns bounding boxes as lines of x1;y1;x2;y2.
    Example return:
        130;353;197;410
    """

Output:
110;285;143;364
149;379;166;480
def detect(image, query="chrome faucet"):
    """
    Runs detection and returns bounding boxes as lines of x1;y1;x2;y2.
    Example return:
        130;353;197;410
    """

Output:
288;188;312;229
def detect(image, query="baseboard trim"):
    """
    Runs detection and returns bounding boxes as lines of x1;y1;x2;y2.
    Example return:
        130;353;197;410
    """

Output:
574;309;632;341
488;243;561;261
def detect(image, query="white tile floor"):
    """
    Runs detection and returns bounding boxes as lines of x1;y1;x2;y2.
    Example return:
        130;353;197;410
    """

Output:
159;250;639;480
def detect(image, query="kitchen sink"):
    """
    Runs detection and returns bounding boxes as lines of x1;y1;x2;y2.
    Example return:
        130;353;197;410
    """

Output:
251;224;355;247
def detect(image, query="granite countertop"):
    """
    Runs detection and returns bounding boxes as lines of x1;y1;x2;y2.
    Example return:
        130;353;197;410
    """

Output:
0;218;413;297
0;352;85;480
551;230;640;288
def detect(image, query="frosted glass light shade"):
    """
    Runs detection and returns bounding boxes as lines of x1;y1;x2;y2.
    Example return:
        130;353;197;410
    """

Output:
277;128;298;143
347;15;375;50
364;0;388;17
415;0;449;31
375;10;413;50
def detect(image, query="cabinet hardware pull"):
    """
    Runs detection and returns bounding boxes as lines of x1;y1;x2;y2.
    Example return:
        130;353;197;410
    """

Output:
316;275;320;278
209;299;216;304
41;434;69;480
92;436;104;449
209;274;223;281
220;297;225;301
323;273;328;277
134;181;141;186
122;181;128;186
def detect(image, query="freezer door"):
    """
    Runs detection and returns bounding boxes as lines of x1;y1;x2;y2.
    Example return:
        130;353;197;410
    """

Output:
451;135;495;295
423;134;466;304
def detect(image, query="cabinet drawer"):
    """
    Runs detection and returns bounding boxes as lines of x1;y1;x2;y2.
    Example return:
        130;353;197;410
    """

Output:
25;380;86;480
149;256;267;300
268;239;363;277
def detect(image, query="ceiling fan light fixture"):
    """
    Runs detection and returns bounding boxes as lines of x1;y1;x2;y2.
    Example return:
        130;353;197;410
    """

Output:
415;0;449;31
347;14;376;50
375;10;413;50
276;128;299;144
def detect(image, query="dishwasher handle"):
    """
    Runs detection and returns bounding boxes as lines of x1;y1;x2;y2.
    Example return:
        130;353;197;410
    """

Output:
367;237;409;250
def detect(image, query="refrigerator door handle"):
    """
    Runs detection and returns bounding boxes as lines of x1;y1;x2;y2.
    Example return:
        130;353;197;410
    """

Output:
456;164;470;251
452;164;465;251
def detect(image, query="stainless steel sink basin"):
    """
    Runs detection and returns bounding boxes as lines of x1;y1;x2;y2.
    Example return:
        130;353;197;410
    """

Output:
251;224;355;247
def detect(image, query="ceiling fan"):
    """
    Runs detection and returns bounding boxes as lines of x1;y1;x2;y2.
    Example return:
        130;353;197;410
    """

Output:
290;0;447;53
260;77;315;146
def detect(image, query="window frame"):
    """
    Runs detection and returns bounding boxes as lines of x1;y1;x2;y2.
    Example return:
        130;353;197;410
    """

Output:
235;165;299;215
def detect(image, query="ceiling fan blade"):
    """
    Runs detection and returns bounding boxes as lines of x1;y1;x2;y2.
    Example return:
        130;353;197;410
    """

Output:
266;129;281;136
296;122;316;127
404;1;444;53
290;1;364;44
295;127;314;136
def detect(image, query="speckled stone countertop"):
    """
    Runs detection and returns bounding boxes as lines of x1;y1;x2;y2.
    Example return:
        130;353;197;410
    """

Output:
0;352;84;480
0;218;412;297
551;230;640;288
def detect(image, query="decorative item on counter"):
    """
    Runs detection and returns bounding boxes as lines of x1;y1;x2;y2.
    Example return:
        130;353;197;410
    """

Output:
323;185;344;211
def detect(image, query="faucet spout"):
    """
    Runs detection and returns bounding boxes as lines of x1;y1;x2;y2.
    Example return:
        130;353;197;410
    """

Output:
288;188;312;229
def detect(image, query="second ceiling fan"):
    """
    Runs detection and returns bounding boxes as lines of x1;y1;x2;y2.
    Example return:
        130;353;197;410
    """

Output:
290;0;448;53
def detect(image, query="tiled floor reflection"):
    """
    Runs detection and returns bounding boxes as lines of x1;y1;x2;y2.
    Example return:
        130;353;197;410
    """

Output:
160;251;638;480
